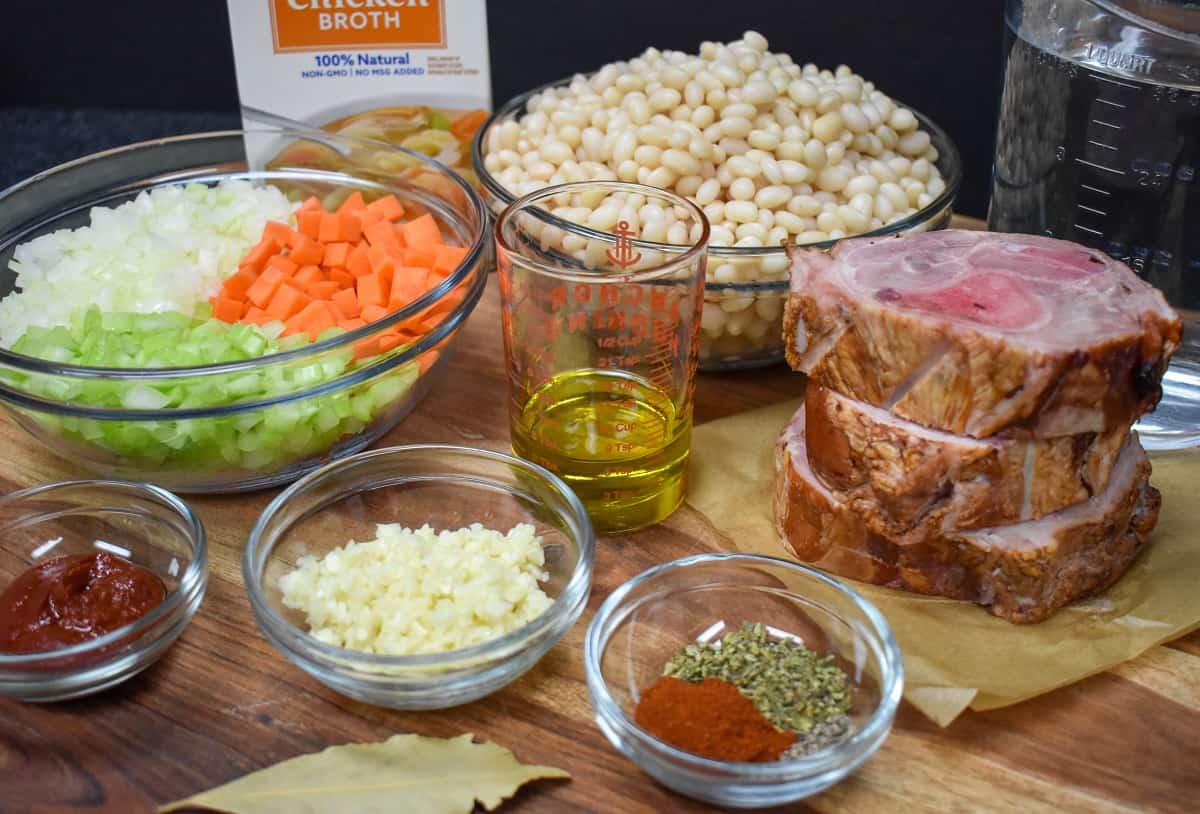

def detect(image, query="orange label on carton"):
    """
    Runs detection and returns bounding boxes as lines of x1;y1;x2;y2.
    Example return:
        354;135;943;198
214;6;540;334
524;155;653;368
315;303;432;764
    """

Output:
270;0;446;52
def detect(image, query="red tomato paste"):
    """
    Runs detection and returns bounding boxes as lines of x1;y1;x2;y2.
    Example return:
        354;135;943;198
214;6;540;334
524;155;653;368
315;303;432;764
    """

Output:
0;552;165;654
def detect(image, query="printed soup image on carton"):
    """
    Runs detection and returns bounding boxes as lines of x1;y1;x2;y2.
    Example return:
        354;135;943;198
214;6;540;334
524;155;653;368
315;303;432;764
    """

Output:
227;1;491;184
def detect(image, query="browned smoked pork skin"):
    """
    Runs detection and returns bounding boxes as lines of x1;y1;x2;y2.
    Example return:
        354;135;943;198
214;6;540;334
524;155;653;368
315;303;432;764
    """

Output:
775;409;1160;623
805;381;1129;543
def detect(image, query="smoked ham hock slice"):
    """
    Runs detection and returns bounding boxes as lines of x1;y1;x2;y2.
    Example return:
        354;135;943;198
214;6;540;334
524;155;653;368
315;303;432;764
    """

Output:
805;381;1129;542
784;231;1182;438
775;409;1161;623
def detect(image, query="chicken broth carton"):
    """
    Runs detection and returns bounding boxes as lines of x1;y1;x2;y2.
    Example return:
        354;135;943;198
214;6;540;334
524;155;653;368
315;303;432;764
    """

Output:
226;1;491;182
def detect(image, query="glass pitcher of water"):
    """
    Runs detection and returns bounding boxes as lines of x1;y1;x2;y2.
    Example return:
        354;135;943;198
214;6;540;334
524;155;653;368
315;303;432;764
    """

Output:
988;0;1200;449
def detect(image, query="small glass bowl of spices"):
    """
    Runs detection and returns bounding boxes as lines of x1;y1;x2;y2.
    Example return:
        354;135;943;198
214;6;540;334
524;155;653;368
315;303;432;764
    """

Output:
584;553;902;808
0;480;208;702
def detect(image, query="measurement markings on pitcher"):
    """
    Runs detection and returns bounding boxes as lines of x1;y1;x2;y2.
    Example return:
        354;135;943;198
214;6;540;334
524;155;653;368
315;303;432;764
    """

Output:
1080;184;1112;196
1078;203;1108;216
1088;139;1118;151
1074;223;1105;237
1094;74;1139;90
1075;157;1126;175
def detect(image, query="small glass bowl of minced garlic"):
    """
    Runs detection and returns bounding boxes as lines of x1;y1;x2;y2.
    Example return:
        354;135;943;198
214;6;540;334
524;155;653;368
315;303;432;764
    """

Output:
584;553;902;808
244;444;595;710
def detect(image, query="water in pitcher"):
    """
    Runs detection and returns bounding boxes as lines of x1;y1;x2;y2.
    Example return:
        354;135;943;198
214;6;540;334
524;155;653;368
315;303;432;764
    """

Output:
988;0;1200;448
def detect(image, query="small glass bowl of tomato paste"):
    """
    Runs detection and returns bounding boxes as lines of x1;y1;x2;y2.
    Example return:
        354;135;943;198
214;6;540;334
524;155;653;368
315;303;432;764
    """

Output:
0;480;207;702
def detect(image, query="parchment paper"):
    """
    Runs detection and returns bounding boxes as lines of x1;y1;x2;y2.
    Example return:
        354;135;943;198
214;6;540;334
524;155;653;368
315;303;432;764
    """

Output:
688;399;1200;726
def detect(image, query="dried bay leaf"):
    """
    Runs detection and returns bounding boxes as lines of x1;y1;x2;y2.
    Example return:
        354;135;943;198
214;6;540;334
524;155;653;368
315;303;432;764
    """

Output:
158;733;570;814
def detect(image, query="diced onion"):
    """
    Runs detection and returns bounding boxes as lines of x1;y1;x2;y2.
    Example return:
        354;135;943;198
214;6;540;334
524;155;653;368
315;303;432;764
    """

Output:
0;179;296;347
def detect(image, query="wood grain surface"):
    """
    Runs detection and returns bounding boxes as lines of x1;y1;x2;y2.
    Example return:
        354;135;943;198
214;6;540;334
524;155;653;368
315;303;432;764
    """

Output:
2;219;1199;813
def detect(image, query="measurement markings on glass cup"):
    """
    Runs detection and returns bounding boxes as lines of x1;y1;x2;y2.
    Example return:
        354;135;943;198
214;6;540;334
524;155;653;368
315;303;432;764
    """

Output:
1078;203;1108;216
1080;184;1112;196
1088;139;1118;151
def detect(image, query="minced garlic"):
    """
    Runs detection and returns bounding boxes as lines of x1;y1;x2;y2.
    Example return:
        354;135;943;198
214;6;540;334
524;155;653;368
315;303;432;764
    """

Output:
278;522;553;655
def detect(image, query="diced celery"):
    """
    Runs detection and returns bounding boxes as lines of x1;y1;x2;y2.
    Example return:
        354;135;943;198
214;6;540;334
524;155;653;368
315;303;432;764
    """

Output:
8;303;427;477
122;385;171;410
349;392;375;423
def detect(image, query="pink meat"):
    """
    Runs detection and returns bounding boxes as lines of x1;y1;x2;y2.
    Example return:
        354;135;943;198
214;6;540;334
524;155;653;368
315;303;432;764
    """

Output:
784;230;1182;437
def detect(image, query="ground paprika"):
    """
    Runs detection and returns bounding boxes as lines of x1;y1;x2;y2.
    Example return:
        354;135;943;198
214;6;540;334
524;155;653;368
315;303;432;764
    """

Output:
633;675;796;762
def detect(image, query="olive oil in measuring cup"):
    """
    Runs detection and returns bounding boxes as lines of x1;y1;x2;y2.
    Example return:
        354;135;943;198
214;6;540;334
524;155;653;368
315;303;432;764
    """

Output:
494;181;709;533
511;368;690;532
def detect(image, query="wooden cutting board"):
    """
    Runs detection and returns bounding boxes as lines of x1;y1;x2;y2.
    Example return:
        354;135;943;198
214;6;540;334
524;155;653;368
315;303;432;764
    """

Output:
1;218;1197;814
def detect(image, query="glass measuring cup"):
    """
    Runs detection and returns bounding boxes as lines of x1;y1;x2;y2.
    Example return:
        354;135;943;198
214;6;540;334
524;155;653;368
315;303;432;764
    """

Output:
988;0;1200;449
495;182;709;534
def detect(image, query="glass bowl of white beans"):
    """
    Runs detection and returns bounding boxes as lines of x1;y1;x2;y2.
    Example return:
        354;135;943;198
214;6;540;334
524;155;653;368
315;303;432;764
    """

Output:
472;32;961;370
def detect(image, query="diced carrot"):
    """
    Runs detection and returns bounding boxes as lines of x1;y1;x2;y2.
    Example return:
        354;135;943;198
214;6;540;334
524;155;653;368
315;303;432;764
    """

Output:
339;317;367;331
306;303;338;338
400;213;443;249
307;280;340;299
337;212;363;243
379;334;405;353
265;283;311;320
265;255;299;277
424;267;447;289
363;220;403;253
262;220;297;247
317;213;341;243
358;207;385;229
246;266;287;309
361;304;389;324
337;191;367;214
353;336;380;359
403;246;436;269
329;268;355;289
356;274;387;309
323;242;352;268
290;234;325;266
299;196;323;212
221;267;259;301
366;245;389;271
450;109;489;141
345;243;372;277
212;296;245;323
294;265;326;288
366;194;405;222
243;306;272;325
416;290;464;331
432;245;469;276
332;288;361;318
284;300;328;333
366;246;398;287
280;317;304;338
241;238;281;273
297;210;323;240
389;267;427;309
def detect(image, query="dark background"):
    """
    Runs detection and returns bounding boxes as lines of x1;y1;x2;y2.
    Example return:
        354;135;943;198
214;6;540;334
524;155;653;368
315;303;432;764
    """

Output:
1;0;1007;217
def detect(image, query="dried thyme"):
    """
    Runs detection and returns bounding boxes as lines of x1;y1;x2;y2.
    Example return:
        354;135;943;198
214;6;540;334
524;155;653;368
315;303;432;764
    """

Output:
664;621;852;734
784;713;853;758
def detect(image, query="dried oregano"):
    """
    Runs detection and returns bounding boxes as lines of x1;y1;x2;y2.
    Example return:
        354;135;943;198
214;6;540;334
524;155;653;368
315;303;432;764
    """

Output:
664;621;852;734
